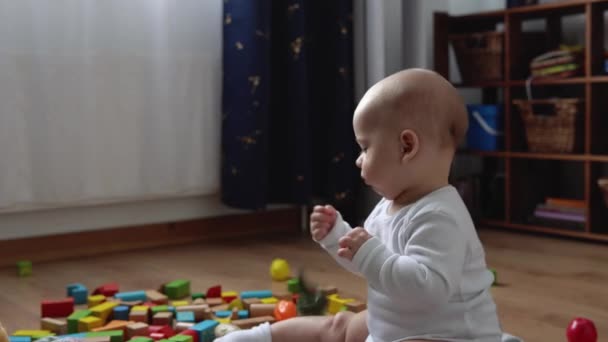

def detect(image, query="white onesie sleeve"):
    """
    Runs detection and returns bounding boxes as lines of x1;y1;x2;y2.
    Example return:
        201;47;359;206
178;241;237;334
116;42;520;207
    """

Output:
317;212;361;275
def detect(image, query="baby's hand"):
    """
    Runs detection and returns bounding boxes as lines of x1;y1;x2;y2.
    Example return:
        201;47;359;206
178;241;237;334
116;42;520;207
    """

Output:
310;205;337;241
337;227;372;260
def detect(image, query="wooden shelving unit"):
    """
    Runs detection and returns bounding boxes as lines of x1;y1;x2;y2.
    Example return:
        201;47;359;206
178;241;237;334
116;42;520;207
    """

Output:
435;0;608;242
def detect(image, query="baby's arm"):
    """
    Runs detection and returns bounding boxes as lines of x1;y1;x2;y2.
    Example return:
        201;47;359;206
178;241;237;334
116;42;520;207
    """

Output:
351;211;466;308
317;212;361;275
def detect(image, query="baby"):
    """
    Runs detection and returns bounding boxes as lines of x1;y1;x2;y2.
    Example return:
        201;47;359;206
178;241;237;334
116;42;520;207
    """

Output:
215;69;512;342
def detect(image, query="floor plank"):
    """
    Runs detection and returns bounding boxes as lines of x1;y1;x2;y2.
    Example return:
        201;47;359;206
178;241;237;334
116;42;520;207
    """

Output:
0;228;606;341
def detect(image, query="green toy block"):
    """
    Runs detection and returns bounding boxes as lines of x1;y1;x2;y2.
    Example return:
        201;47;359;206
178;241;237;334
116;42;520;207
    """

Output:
287;278;301;294
16;260;32;277
128;338;153;342
490;268;497;286
169;335;192;342
86;330;124;342
68;310;92;334
164;280;190;300
191;292;205;300
151;305;173;314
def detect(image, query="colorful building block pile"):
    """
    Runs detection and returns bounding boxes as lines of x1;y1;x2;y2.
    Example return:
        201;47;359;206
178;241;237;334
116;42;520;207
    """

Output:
5;259;365;342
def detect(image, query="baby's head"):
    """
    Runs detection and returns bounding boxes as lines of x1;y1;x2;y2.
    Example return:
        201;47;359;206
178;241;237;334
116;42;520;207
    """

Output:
354;68;467;203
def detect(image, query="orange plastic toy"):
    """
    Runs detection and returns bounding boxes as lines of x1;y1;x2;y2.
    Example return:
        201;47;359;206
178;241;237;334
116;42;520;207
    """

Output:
274;300;297;321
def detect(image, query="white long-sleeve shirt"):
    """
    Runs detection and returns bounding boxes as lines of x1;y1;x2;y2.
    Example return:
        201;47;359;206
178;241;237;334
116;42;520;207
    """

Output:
318;186;503;342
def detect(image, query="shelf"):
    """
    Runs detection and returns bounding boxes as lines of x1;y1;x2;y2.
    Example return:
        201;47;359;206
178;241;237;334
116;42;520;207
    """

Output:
509;77;587;86
450;0;591;22
460;151;608;162
453;81;506;88
479;220;608;242
454;76;608;88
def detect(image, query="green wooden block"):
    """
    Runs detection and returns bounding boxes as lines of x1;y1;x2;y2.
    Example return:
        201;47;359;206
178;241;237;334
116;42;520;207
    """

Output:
68;310;92;334
287;278;301;294
169;335;192;342
16;260;32;277
151;305;172;314
164;280;190;300
128;338;153;342
86;330;124;342
191;292;205;300
490;268;497;286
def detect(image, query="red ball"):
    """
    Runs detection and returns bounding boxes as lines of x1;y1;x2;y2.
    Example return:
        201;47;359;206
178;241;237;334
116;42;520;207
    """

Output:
566;317;597;342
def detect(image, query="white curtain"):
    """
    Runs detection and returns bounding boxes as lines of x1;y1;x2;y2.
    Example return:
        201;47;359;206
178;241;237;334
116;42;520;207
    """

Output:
0;0;222;213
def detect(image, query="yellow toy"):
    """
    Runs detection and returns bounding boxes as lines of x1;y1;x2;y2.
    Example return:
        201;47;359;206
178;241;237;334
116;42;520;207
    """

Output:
0;321;9;342
269;258;291;281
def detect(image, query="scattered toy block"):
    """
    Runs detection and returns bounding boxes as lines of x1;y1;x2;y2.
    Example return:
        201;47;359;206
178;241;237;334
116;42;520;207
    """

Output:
320;285;338;296
148;326;175;338
164;280;190;300
113;306;130;321
86;330;125;342
115;300;143;307
190;321;218;342
67;284;89;305
205;298;222;307
327;294;355;315
237;310;248;319
151;305;172;315
41;317;68;335
227;299;243;311
178;330;198;342
213;311;231;319
287;279;301;294
231;316;275;329
126;322;149;339
88;295;106;308
152;312;173;326
132;306;150;313
171;301;188;307
210;304;230;313
220;292;238;304
91;302;119;322
149;333;165;341
191;293;205;301
250;304;276;318
230;308;239;321
12;330;54;340
260;297;278;304
82;337;112;342
129;310;148;323
176;312;195;323
191;298;206;305
115;291;146;302
92;320;131;333
242;298;262;311
128;337;153;342
490;268;497;286
168;334;191;342
272;291;292;301
240;290;272;299
79;316;103;332
345;300;366;313
214;318;230;325
9;337;31;342
68;310;92;333
41;298;75;318
93;283;120;297
16;260;32;277
174;323;194;333
205;286;221;299
146;290;168;305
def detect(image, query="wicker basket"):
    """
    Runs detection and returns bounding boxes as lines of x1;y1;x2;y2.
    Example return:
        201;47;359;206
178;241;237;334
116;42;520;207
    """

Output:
512;98;582;153
450;31;503;83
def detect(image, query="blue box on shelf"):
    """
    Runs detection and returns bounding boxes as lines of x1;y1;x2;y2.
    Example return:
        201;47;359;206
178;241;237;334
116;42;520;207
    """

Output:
466;104;503;151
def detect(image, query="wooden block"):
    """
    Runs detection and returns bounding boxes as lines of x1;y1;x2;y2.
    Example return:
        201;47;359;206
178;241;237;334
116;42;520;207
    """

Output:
41;298;75;318
345;300;366;313
153;312;173;326
192;298;206;305
90;302;119;323
78;316;103;332
230;308;239;321
146;290;168;305
174;322;195;332
260;297;278;304
118;300;143;307
93;283;120;297
164;280;190;300
320;286;338;296
220;291;238;304
242;298;262;311
205;285;221;298
227;299;244;310
210;304;230;313
88;295;106;308
40;318;67;335
231;316;275;329
171;301;189;307
126;322;149;339
131;305;149;312
12;330;53;340
68;310;92;334
81;337;112;342
205;297;223;307
272;291;292;301
129;310;148;323
249;304;276;318
327;294;355;315
86;329;124;342
91;320;130;332
175;305;210;322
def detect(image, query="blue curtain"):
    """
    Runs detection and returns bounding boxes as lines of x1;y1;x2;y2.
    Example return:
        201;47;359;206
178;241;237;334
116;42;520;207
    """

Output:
222;0;357;217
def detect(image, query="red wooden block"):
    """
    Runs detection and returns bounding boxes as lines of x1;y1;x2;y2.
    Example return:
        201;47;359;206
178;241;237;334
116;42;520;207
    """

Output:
148;325;174;338
223;294;237;304
180;329;199;342
206;285;221;298
94;283;119;297
41;298;74;317
149;333;165;341
143;301;156;307
292;294;299;304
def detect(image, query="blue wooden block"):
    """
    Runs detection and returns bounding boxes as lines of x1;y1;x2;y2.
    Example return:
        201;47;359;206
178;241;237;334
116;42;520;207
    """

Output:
56;333;87;339
10;337;31;342
238;310;249;319
176;311;195;323
67;283;85;296
67;283;88;304
191;320;219;342
113;306;130;321
114;290;146;302
240;290;272;299
214;310;231;318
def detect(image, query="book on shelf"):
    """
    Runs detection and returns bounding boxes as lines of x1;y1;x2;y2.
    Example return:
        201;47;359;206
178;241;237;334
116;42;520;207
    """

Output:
533;208;585;223
536;203;585;215
545;197;586;209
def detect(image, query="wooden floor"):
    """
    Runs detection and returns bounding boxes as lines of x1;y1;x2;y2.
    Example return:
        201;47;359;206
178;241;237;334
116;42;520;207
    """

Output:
0;228;607;341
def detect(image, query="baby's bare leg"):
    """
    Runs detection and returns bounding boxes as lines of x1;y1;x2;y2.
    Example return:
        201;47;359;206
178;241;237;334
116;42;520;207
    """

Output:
272;310;368;342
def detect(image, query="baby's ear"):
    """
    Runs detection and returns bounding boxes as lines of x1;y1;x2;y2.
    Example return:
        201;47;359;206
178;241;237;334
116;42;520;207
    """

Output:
400;129;419;160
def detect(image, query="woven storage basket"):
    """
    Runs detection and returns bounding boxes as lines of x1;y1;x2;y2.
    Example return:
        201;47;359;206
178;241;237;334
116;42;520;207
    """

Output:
512;98;582;153
450;31;503;83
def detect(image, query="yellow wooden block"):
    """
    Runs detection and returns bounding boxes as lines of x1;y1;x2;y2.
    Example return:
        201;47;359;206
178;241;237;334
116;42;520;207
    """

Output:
260;297;278;304
171;301;189;307
13;330;54;339
91;320;130;332
131;305;149;312
228;299;244;310
88;295;106;307
90;301;119;322
221;291;238;300
215;318;231;324
78;316;103;332
326;294;355;315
